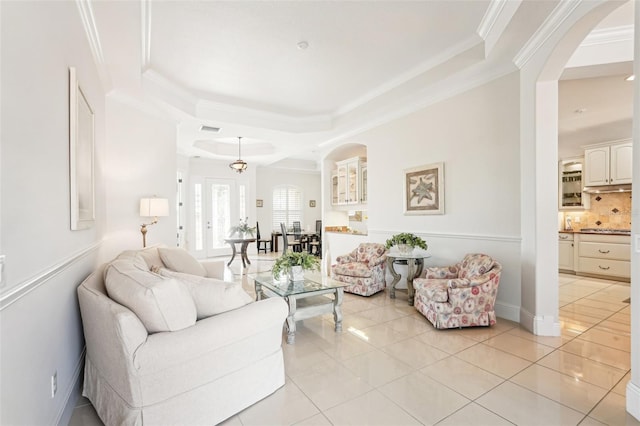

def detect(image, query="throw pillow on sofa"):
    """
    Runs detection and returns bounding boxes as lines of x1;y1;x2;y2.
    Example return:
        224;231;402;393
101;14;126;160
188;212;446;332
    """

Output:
158;247;207;277
159;269;253;319
105;259;197;333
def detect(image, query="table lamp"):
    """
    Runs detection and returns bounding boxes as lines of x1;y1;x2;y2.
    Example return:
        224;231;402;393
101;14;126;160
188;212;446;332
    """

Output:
139;197;169;247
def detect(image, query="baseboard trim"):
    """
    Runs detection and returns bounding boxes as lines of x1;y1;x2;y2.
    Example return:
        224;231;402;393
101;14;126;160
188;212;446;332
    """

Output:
495;301;520;322
520;307;535;333
56;348;86;426
627;381;640;421
0;241;101;310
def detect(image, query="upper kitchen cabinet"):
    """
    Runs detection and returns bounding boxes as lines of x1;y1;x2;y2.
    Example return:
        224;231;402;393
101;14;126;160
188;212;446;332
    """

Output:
584;139;633;186
559;156;589;210
332;157;366;205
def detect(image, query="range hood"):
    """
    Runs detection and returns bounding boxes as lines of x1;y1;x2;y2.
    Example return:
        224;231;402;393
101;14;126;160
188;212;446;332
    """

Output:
583;184;632;194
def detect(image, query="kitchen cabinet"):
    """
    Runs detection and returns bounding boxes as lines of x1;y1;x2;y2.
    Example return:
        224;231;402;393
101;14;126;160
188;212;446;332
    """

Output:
584;140;633;186
361;164;367;203
331;172;338;205
333;157;366;205
558;157;589;210
575;233;631;280
558;233;574;272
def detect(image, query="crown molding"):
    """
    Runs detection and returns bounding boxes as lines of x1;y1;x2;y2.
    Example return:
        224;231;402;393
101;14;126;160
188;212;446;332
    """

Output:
580;24;634;47
141;0;152;70
197;99;333;134
320;61;517;149
75;0;111;90
478;0;522;56
335;35;483;116
513;0;582;69
477;0;509;40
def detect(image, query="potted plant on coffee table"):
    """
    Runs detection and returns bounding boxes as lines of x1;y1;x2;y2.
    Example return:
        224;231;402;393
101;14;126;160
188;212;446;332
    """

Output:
272;251;320;282
385;232;428;254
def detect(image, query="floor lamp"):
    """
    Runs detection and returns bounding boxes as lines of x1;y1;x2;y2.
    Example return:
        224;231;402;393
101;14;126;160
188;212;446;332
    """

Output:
139;197;169;248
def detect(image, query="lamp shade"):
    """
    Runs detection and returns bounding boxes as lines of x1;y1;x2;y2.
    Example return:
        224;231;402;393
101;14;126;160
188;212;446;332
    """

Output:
140;198;169;217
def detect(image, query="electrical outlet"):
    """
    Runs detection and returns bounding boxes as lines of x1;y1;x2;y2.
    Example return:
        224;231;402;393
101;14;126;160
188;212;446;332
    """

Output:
574;216;581;223
51;371;57;398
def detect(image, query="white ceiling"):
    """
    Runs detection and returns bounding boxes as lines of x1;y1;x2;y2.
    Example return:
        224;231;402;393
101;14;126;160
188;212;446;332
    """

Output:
90;0;635;169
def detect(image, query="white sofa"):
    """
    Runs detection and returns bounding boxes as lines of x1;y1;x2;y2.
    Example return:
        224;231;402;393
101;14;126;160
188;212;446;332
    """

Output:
77;247;288;425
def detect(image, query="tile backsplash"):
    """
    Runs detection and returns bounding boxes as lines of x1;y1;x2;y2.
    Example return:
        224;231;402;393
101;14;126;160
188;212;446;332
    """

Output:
562;192;632;230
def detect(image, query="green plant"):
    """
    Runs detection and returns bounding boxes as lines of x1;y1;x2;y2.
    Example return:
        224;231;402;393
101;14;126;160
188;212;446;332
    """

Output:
272;251;320;280
385;232;428;250
229;217;256;237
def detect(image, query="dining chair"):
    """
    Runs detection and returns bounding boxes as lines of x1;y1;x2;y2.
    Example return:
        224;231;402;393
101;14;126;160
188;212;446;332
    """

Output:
292;221;308;251
255;222;271;254
280;223;302;253
308;220;322;256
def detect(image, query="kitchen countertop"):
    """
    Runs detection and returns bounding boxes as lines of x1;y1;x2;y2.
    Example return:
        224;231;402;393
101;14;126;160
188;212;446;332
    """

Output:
560;229;631;236
325;230;368;236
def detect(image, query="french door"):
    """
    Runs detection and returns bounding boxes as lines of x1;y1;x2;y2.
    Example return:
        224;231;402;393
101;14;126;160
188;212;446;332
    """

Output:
204;178;237;258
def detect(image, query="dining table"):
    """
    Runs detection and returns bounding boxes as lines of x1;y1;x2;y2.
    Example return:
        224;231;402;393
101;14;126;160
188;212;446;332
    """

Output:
270;231;318;252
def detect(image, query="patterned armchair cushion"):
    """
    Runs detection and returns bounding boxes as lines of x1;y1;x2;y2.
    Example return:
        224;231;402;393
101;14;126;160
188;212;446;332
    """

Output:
421;281;449;303
355;243;387;265
332;262;373;278
423;265;459;280
458;254;494;280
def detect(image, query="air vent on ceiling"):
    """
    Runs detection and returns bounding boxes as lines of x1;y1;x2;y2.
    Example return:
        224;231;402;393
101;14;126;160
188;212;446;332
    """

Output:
200;125;221;133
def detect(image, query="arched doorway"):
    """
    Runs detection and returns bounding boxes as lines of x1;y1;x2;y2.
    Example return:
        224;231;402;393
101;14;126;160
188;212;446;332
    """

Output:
520;0;638;419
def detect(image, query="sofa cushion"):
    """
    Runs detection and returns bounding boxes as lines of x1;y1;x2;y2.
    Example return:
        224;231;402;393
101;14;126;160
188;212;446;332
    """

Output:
138;247;165;271
332;262;373;278
159;269;253;319
459;254;494;280
105;259;197;333
158;247;207;277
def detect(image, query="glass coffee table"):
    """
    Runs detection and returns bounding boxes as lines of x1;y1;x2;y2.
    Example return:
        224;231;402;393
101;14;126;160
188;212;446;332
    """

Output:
252;272;348;344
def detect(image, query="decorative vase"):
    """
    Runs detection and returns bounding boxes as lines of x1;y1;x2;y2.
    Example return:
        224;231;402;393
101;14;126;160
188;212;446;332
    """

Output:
396;244;413;254
288;265;305;282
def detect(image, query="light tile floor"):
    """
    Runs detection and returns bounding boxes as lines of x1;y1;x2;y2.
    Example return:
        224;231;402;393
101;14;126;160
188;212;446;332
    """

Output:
70;264;638;426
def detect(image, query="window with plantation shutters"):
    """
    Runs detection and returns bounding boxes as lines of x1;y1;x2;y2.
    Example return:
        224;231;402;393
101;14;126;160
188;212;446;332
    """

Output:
272;185;302;231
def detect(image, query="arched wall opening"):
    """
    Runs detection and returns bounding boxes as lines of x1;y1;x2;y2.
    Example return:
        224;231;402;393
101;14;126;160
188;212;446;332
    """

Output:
520;0;638;419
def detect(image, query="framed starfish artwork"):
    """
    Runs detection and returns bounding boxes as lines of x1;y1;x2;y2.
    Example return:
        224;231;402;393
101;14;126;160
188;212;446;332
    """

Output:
403;162;444;215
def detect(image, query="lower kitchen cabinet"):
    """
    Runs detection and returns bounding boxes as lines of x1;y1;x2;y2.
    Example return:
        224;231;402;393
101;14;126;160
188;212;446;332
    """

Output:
558;233;574;272
575;233;631;281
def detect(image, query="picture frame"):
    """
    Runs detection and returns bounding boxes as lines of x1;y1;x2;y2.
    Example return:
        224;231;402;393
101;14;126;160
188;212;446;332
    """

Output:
256;199;263;208
69;67;95;230
309;200;316;208
403;162;444;215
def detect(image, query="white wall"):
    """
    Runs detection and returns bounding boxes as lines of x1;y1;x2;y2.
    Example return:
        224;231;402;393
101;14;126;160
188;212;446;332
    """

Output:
328;72;523;321
101;97;177;261
0;2;106;424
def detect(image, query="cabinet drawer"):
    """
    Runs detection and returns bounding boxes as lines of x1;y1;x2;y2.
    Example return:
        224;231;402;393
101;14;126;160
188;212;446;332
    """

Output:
558;233;574;241
578;258;630;278
578;242;630;261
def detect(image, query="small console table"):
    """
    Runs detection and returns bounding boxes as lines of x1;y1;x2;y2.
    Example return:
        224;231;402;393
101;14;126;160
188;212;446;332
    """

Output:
224;237;256;267
386;253;431;306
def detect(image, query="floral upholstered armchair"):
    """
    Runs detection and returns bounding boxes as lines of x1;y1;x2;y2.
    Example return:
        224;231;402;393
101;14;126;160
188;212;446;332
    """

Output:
331;243;388;296
413;253;502;329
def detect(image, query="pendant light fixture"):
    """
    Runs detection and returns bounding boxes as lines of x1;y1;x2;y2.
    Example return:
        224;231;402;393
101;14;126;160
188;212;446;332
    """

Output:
229;136;248;173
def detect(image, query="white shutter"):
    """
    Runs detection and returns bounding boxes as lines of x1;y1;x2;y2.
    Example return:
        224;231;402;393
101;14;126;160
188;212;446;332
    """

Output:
272;185;303;230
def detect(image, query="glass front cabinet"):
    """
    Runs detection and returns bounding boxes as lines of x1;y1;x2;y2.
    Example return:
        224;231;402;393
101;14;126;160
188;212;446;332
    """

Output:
558;156;589;210
332;157;366;206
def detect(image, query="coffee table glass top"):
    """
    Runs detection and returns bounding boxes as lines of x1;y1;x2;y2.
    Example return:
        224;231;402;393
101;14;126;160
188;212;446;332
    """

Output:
252;272;347;297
